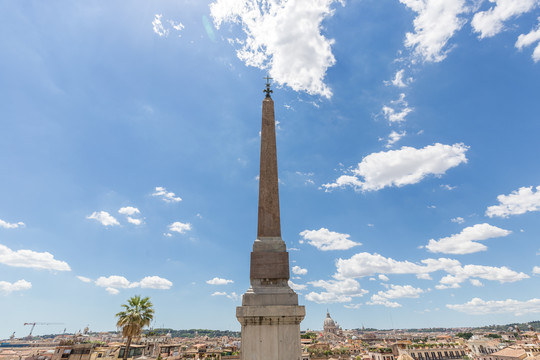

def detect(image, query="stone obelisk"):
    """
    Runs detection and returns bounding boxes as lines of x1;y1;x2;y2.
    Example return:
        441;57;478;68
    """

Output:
236;78;305;360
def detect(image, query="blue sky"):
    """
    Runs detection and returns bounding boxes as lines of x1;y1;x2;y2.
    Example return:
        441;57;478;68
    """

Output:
1;0;540;338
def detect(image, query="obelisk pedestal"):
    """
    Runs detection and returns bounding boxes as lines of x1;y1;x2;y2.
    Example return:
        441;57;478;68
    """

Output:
236;81;305;360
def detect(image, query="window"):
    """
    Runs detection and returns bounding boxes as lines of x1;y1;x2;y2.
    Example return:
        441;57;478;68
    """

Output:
444;352;448;357
432;352;437;359
426;353;431;360
449;351;455;358
411;353;416;359
418;353;424;360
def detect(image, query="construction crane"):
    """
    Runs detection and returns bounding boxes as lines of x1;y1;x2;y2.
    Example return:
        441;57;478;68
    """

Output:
23;322;64;339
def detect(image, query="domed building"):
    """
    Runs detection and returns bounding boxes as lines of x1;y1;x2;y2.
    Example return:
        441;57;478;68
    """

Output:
323;311;337;335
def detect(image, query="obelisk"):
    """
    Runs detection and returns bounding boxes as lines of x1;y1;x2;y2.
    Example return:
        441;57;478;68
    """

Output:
236;78;305;360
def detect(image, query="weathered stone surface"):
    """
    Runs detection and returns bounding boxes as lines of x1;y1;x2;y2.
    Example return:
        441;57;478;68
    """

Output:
252;237;286;252
237;305;305;360
257;97;281;238
250;252;289;280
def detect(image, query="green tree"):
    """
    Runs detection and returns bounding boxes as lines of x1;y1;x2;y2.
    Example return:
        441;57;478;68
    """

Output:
456;332;473;340
116;295;155;360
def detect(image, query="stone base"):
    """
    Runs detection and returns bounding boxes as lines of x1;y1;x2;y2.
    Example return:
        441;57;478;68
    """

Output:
237;305;305;360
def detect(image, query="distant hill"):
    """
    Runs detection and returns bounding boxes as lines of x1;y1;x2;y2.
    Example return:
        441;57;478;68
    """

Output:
145;328;240;338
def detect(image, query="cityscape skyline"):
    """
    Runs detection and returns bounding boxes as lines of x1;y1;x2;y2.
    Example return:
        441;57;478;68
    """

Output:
1;0;540;339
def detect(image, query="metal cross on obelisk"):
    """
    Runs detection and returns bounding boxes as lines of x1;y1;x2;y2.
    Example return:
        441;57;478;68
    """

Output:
264;76;273;98
236;79;305;360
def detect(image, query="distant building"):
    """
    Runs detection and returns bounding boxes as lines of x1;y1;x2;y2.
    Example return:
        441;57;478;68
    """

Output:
324;312;338;336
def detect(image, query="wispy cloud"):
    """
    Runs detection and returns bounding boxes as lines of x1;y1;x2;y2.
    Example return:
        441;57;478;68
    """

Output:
0;218;25;229
472;0;539;39
211;291;239;300
400;0;469;62
152;186;182;203
382;94;413;123
87;211;119;227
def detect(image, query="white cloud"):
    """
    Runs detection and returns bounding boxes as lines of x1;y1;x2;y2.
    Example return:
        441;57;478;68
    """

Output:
0;219;25;229
335;252;452;278
292;266;308;275
169;221;192;234
378;274;389;282
367;296;402;308
425;223;511;254
139;276;173;289
211;291;240;300
470;279;484;287
334;252;528;289
118;207;140;216
417;273;432;280
77;276;92;283
486;185;540;218
441;184;457;190
0;243;71;271
152;186;182;203
206;277;234;285
387;69;411;88
169;20;185;35
451;216;465;224
532;266;540;274
288;280;307;291
305;291;352;304
95;275;134;289
126;217;143;226
448;297;540;316
118;207;143;226
209;0;343;98
435;264;529;289
106;287;120;295
516;19;540;62
382;94;413;123
299;228;361;251
400;0;469;62
344;303;362;309
95;275;172;293
385;131;407;148
309;278;368;297
152;14;169;37
323;143;468;192
367;284;424;308
87;211;120;227
377;284;425;299
0;279;32;294
472;0;539;39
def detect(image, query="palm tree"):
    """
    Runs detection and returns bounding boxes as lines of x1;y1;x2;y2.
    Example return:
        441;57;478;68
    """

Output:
116;295;155;360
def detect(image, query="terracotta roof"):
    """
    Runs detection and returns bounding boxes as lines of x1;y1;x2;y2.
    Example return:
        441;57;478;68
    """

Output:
492;347;526;358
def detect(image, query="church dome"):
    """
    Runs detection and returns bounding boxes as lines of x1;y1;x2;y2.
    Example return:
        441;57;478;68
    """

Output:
324;312;336;327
